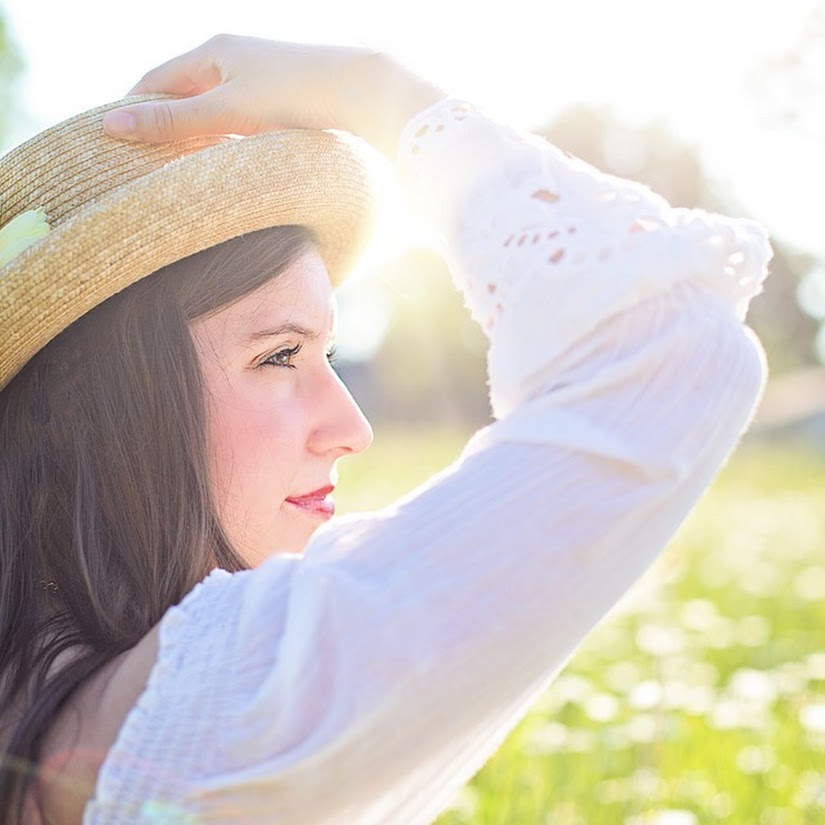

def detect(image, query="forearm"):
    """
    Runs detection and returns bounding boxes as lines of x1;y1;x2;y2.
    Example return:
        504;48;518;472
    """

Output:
334;49;447;160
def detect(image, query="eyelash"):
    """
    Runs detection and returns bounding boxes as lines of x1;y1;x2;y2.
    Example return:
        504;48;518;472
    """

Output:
263;343;302;369
261;343;339;370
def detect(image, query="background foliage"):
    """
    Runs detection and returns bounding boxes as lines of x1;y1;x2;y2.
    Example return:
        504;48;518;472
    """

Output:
0;10;21;143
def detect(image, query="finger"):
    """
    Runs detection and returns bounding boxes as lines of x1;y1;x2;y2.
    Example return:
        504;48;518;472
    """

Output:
102;87;238;142
127;47;222;97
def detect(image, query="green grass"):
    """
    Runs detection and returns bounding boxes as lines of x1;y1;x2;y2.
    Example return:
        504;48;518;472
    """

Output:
336;432;825;825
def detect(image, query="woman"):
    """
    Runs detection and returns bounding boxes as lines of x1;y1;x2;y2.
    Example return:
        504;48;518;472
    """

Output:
0;36;769;824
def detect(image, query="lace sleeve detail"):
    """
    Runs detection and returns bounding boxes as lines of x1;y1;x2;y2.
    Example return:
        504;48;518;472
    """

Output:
397;99;772;417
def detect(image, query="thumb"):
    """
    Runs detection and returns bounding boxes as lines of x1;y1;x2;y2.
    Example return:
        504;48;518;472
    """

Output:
102;90;236;143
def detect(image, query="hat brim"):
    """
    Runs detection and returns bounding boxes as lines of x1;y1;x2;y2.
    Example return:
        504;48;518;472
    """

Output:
0;101;376;391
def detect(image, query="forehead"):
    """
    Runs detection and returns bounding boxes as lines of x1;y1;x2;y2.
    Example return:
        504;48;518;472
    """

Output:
192;248;336;345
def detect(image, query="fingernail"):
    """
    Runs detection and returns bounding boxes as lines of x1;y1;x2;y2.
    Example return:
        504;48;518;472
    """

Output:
103;110;136;137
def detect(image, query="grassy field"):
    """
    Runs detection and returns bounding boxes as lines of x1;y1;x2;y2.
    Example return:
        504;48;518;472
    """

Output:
336;431;825;825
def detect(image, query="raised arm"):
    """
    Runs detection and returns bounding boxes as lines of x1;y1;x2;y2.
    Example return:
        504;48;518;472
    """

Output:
88;38;770;825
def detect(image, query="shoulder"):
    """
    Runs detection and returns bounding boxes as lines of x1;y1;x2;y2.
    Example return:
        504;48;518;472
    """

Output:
37;626;160;825
44;567;245;822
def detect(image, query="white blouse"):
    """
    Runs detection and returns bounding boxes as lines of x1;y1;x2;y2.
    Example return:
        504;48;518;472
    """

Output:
84;98;771;824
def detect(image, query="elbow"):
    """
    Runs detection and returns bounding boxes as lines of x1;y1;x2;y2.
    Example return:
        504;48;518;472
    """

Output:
736;324;769;431
662;318;768;491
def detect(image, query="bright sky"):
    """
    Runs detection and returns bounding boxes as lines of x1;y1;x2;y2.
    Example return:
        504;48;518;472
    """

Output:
2;0;822;261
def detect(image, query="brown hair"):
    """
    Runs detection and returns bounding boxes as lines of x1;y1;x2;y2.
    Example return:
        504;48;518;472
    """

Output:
0;224;317;821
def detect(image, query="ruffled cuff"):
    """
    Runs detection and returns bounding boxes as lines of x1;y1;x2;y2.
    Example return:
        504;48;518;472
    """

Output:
396;98;772;418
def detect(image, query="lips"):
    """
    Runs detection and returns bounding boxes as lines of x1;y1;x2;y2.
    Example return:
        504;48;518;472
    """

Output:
284;485;335;519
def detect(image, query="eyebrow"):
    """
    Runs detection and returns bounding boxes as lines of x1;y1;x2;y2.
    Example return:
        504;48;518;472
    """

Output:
245;322;321;344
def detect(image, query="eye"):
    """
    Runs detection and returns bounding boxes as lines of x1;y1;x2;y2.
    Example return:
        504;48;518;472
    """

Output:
326;345;339;368
262;343;302;369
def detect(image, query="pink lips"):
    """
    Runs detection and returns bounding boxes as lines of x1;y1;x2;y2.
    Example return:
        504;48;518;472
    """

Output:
285;485;335;519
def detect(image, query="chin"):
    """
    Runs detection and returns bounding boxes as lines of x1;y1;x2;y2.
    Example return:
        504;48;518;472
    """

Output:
254;526;318;564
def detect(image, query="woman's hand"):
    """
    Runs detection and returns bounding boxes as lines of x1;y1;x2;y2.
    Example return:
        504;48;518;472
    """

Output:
102;35;446;159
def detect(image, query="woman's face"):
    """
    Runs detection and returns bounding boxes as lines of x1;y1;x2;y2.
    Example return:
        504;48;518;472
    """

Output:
191;248;373;566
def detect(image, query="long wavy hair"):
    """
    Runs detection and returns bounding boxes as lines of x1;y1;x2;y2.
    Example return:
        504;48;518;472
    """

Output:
0;224;317;822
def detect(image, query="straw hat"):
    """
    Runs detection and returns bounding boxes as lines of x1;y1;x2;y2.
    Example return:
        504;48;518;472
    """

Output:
0;94;377;392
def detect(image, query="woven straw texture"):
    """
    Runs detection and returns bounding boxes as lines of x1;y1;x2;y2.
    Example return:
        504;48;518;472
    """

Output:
0;95;376;391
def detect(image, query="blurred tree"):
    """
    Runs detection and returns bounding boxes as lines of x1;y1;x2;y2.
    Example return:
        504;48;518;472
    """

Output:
341;249;490;430
0;10;22;143
745;4;825;366
748;5;825;143
542;105;709;209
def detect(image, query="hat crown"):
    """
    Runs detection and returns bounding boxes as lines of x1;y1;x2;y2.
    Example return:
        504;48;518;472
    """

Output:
0;96;226;230
0;95;376;392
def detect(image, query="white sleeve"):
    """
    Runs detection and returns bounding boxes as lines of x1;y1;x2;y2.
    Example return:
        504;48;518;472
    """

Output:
85;100;770;825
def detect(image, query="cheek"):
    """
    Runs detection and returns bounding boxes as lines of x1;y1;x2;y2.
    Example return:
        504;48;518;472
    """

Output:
206;381;305;508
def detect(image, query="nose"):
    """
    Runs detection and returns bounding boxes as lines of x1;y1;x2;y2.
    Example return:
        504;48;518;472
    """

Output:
309;366;373;457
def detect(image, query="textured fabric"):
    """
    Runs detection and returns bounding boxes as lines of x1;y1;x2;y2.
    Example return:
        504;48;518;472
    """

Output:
84;98;770;824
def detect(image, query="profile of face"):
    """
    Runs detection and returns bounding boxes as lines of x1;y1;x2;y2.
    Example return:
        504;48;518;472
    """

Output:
191;248;373;566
